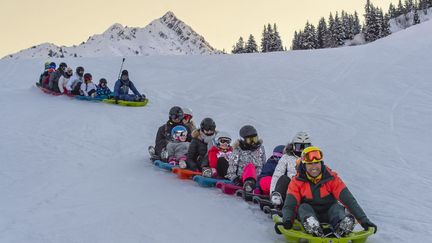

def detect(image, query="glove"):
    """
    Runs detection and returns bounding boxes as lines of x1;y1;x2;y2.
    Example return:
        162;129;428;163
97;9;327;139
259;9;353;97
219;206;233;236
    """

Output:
274;221;292;234
361;219;377;233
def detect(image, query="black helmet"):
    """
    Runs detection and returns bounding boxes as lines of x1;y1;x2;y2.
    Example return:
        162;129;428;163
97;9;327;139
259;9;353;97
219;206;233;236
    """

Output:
76;66;84;77
59;62;67;69
239;125;257;138
169;106;184;121
200;118;216;131
99;78;107;84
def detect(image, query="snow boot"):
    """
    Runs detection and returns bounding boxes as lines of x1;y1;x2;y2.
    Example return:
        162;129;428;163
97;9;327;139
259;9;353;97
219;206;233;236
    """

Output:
303;216;324;237
334;215;355;237
243;179;256;193
270;191;283;207
178;160;187;169
202;167;213;178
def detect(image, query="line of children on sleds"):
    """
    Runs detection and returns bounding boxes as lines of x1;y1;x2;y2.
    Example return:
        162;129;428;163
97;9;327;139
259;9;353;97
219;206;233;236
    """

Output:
38;62;146;102
149;106;377;238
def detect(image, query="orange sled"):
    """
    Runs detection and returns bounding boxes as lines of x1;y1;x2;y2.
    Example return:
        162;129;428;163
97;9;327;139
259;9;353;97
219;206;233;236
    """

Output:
172;168;202;179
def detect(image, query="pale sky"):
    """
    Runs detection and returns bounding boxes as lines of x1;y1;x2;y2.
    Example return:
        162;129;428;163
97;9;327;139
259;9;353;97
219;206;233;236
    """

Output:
0;0;400;57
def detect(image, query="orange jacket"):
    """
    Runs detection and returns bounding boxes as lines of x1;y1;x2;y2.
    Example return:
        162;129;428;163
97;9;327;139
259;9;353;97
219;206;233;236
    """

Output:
282;164;368;225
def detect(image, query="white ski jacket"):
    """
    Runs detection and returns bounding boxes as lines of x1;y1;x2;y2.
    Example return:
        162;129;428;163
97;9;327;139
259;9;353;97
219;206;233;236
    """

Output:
269;153;299;194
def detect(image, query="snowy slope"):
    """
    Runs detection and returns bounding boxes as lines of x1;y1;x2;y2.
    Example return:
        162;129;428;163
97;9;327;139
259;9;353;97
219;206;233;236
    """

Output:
2;11;221;60
1;19;432;243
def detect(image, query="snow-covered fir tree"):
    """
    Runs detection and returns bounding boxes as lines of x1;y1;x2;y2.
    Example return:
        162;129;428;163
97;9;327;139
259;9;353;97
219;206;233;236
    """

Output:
352;11;362;36
270;24;284;51
232;37;245;54
245;34;258;53
317;17;328;49
261;25;271;53
397;0;405;16
381;13;391;37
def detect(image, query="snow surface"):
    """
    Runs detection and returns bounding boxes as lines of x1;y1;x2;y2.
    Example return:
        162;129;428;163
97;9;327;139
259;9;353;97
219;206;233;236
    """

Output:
1;19;432;243
2;11;221;60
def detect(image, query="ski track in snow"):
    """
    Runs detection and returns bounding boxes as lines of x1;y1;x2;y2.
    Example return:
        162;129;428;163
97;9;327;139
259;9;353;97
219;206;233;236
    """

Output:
1;20;432;243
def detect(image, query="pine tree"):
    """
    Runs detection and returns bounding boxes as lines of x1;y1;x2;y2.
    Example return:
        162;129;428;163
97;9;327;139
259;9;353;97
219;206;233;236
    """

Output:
364;0;380;42
245;34;258;53
389;3;397;18
381;13;391;37
301;22;317;49
405;0;414;12
271;24;284;51
334;12;344;46
352;11;361;36
327;12;337;47
291;31;300;50
231;37;245;54
261;25;271;52
397;0;405;15
340;11;350;40
413;8;421;24
317;17;327;49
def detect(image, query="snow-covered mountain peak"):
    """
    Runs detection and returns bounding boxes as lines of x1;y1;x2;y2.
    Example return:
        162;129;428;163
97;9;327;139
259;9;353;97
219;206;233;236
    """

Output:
2;11;221;60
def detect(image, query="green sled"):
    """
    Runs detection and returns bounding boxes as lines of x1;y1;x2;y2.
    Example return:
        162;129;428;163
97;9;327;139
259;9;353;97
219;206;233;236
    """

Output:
102;98;149;107
272;215;375;243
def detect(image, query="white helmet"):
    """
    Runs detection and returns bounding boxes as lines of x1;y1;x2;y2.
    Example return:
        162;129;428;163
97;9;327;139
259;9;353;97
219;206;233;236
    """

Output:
214;131;231;146
291;132;312;155
292;132;311;144
182;107;193;117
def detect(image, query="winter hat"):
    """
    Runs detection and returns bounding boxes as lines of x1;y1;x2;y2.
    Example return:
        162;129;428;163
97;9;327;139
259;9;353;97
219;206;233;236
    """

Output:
272;145;285;158
121;70;128;76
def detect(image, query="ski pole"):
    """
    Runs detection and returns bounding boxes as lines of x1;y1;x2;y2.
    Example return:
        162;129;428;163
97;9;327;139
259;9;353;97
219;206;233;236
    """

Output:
117;58;126;80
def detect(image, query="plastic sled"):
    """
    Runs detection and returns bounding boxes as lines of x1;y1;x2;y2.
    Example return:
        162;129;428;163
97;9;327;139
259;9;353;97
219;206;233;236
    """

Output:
235;190;269;202
102;98;149;107
36;83;62;96
172;168;201;179
272;215;375;243
215;182;242;195
193;176;231;187
253;196;274;210
75;95;104;102
154;160;176;171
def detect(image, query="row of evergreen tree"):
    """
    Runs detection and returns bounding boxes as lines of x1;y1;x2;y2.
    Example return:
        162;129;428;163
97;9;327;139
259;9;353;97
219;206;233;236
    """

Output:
231;0;431;53
388;0;432;18
293;0;430;50
292;11;362;50
232;24;284;54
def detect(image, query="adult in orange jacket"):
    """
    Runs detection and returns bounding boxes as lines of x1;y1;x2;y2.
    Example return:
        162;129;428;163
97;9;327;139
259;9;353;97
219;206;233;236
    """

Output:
279;146;377;237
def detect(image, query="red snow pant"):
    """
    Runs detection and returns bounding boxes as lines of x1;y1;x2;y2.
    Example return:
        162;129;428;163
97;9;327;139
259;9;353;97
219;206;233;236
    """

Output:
242;163;257;183
257;176;272;195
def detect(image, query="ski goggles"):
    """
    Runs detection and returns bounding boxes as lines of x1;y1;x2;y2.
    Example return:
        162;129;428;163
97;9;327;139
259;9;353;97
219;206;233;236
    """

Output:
183;114;192;121
245;135;259;144
302;150;323;164
218;138;231;145
293;143;312;152
175;131;188;137
170;114;184;121
202;129;215;136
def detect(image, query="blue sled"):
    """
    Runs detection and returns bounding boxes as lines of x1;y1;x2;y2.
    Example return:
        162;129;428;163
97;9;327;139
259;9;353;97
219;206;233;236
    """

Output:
154;160;175;171
193;175;231;187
